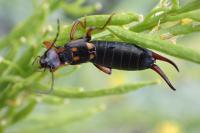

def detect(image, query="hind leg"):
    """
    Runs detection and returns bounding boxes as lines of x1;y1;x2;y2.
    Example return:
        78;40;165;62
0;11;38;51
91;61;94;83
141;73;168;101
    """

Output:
70;13;115;41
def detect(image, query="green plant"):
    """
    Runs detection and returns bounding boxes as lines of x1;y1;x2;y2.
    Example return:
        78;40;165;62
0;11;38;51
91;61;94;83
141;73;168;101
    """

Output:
0;0;199;132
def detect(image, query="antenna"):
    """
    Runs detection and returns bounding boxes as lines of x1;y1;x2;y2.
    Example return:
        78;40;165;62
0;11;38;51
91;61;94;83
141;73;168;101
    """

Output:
45;19;60;55
33;71;55;94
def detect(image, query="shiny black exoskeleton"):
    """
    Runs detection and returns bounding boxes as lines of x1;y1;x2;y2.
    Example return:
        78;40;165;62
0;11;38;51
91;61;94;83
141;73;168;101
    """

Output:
61;39;155;70
36;16;179;93
91;40;155;70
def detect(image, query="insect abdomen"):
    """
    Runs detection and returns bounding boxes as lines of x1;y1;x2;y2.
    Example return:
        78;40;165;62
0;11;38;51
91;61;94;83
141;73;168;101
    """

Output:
90;41;155;70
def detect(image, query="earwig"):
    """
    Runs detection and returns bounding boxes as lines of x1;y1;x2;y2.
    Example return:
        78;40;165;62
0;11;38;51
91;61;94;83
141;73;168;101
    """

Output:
35;14;179;93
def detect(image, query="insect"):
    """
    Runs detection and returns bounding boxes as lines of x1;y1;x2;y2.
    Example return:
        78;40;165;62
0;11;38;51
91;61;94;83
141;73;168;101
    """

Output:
34;14;179;93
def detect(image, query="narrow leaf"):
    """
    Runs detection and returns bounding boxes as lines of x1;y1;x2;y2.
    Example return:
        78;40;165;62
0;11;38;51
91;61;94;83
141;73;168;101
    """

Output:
155;24;200;36
10;99;37;125
50;81;158;98
108;26;200;64
57;12;140;44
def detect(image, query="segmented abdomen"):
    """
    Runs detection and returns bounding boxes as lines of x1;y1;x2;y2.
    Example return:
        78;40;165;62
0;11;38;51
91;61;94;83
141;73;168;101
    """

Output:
90;40;155;70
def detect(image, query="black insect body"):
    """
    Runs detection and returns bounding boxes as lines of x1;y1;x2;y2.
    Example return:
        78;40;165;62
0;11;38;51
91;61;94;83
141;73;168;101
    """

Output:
35;16;179;93
63;39;156;71
90;40;155;71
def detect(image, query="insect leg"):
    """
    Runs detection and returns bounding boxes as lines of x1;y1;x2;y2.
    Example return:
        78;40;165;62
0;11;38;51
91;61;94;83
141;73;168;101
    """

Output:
70;17;87;40
94;64;112;75
100;13;115;30
70;13;115;41
86;13;115;40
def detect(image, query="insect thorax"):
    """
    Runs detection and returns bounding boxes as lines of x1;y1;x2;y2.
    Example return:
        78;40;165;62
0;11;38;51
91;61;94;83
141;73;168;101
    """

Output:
61;39;96;65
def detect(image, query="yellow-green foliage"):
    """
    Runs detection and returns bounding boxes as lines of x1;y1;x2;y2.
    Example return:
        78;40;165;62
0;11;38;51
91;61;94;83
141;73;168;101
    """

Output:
0;0;200;132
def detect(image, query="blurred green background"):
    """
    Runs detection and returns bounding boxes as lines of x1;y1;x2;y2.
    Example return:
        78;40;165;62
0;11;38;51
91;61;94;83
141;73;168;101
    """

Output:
0;0;200;133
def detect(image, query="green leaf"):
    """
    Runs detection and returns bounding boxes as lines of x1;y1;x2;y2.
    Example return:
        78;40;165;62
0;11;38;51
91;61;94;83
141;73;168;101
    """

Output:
130;0;200;32
166;10;200;22
155;24;200;36
108;26;200;64
0;0;62;49
171;0;180;10
10;99;37;125
57;12;140;44
61;0;101;17
50;81;159;98
174;0;200;14
15;105;106;133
